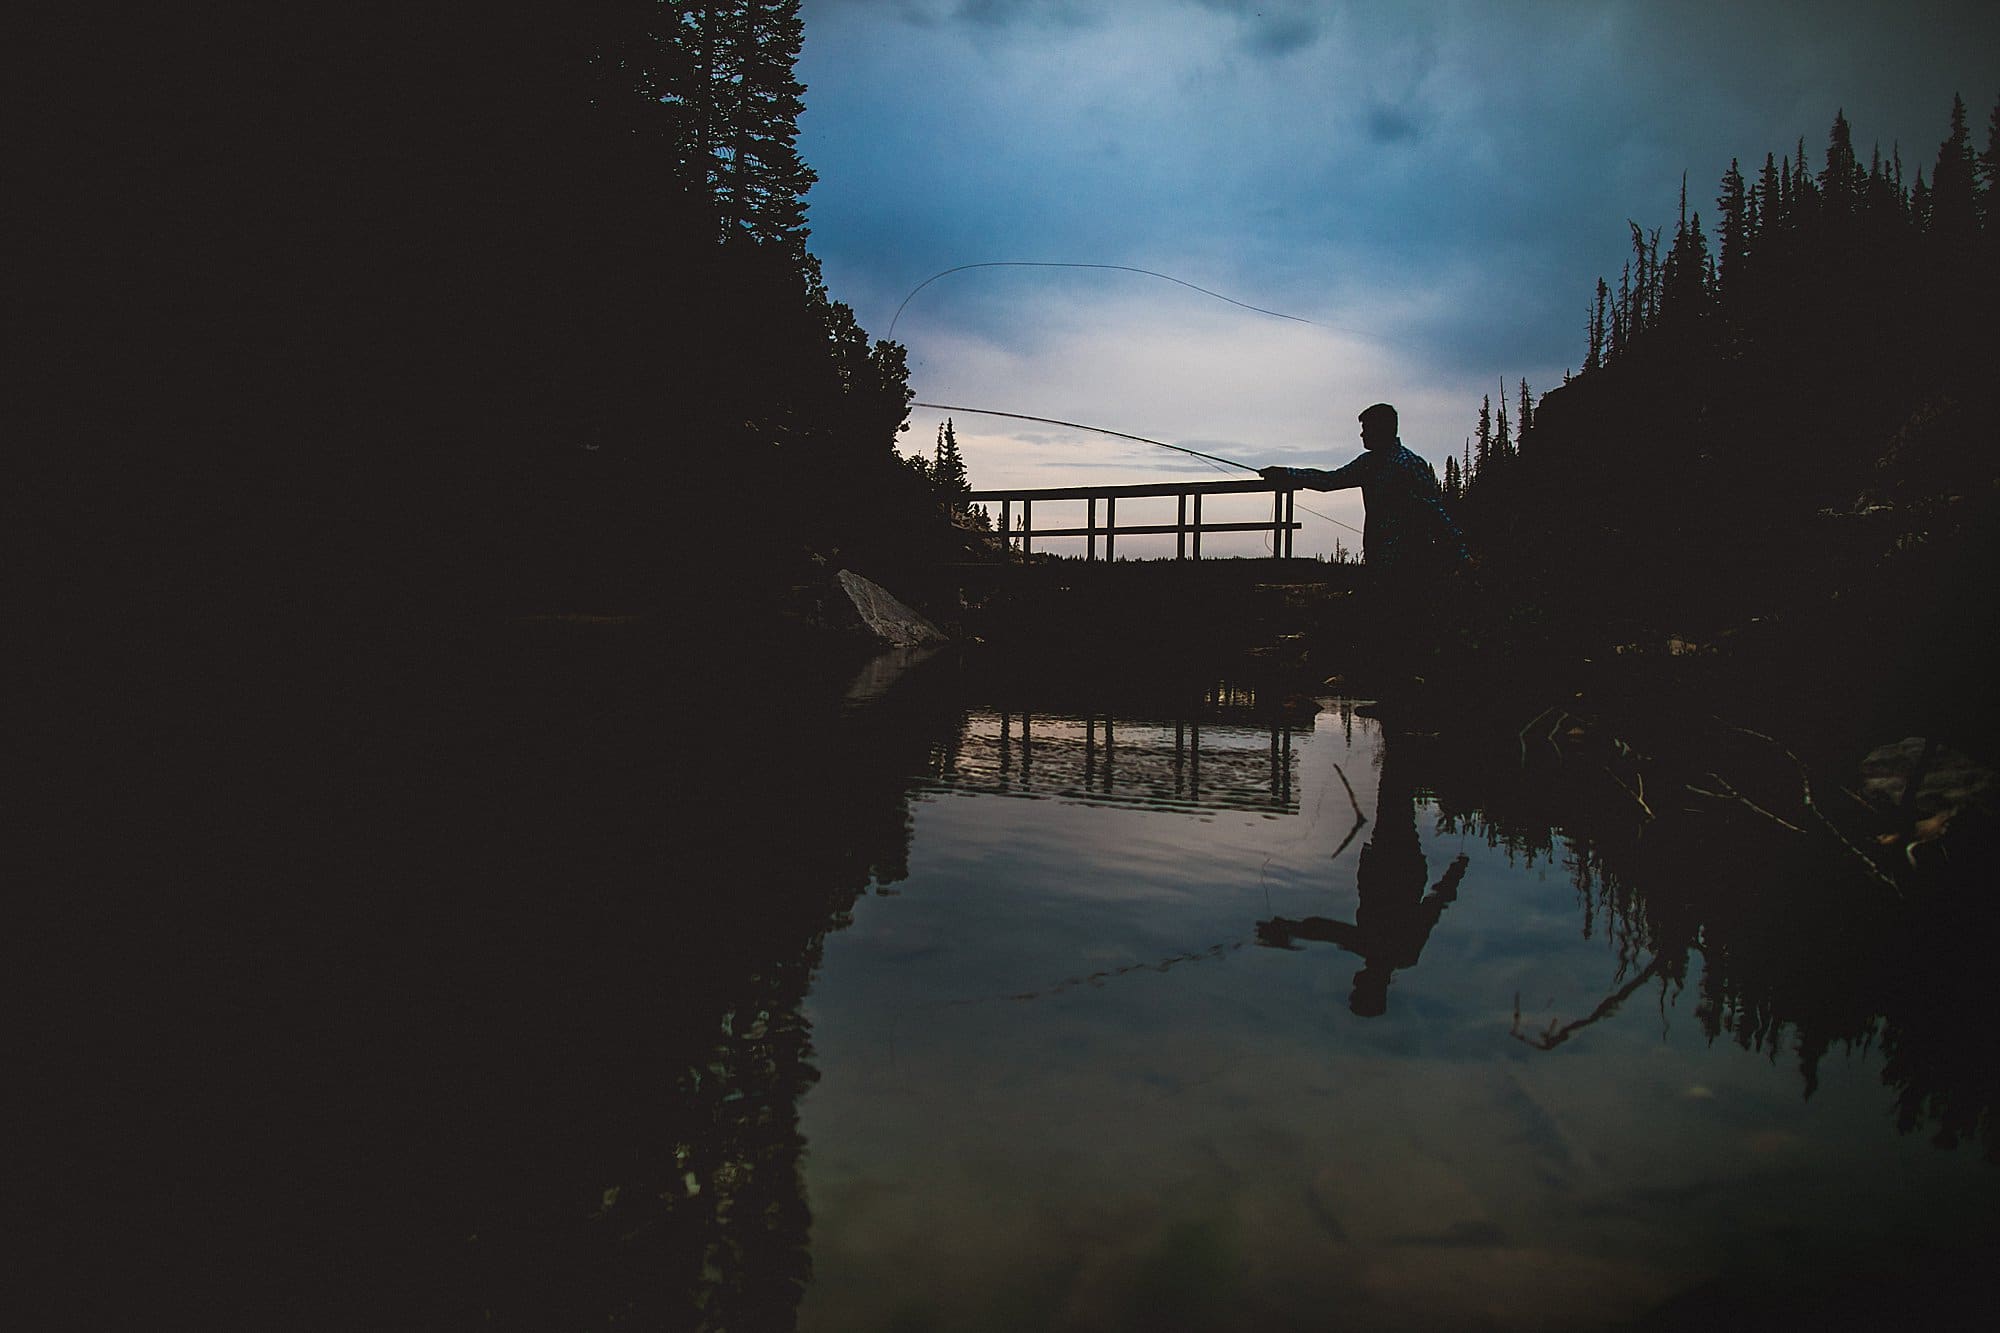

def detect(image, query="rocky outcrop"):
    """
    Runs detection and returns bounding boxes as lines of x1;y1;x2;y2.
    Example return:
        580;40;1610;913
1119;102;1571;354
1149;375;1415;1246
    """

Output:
826;569;948;649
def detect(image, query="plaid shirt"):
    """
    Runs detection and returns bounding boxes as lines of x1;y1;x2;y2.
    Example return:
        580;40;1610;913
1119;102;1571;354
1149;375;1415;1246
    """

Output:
1277;443;1466;571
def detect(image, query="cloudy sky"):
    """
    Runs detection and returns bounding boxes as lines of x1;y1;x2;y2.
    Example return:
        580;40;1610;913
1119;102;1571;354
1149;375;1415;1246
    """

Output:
797;0;1996;556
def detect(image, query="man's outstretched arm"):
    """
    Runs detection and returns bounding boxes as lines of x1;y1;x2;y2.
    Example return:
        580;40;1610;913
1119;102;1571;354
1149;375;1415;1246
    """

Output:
1257;915;1366;951
1259;455;1372;492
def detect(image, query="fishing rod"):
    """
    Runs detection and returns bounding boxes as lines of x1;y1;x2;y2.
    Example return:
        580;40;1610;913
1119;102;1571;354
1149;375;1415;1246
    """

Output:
910;401;1365;537
911;402;1258;472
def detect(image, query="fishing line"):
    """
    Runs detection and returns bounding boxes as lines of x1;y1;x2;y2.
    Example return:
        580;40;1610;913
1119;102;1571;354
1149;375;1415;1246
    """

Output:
912;401;1364;537
888;261;1318;341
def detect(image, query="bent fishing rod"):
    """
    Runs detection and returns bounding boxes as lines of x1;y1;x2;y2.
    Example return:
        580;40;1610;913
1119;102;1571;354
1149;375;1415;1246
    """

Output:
909;401;1364;537
911;402;1257;473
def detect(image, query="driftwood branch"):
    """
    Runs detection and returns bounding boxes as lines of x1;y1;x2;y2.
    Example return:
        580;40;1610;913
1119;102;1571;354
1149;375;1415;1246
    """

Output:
1720;722;1907;898
1512;953;1669;1051
1688;773;1808;833
1517;706;1572;766
1603;765;1655;822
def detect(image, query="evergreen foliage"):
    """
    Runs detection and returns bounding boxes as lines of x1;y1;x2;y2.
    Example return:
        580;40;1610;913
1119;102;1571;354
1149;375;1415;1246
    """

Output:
69;4;945;618
1453;97;2000;672
912;418;974;511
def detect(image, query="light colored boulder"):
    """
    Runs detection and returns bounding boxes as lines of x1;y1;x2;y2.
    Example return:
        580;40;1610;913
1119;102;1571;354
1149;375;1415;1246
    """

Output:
833;569;948;648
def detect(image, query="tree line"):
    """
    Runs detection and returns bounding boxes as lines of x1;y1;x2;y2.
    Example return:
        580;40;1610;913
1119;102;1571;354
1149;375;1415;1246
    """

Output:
1442;95;1999;672
60;4;968;626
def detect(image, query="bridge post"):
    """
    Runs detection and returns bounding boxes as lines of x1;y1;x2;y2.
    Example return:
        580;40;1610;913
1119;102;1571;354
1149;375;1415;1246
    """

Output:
1087;496;1097;561
998;709;1012;787
1001;498;1012;552
1284;490;1295;558
1022;499;1033;556
1176;495;1186;560
1192;493;1203;560
1106;497;1116;561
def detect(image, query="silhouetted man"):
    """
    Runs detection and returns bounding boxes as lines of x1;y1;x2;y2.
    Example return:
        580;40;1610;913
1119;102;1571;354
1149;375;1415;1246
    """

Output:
1260;402;1465;586
1256;734;1468;1016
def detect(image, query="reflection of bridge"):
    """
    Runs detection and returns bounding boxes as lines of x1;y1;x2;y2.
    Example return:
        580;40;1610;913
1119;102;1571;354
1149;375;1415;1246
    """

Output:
918;708;1300;814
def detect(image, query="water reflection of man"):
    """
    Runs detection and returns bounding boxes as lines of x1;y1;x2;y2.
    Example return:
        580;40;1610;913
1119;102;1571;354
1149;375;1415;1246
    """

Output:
1256;734;1468;1016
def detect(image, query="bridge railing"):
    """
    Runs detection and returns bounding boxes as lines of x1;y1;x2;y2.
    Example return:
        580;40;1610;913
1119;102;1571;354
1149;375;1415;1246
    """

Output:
965;478;1299;560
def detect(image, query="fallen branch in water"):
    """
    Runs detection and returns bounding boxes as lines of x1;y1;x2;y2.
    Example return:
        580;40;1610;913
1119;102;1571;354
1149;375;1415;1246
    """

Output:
1688;773;1807;833
1512;953;1670;1050
1720;722;1906;899
1516;706;1571;767
1603;764;1655;823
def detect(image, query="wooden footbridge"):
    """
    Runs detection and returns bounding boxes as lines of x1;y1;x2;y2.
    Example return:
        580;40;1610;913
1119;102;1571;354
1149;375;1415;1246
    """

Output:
968;478;1301;560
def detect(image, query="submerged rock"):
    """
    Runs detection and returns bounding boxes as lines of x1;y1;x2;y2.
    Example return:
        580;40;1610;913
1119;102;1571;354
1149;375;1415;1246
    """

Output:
1860;736;1998;862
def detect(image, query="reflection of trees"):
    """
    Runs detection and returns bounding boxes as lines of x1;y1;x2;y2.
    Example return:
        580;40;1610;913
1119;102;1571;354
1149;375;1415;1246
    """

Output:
374;645;966;1329
1428;723;2000;1160
596;951;822;1332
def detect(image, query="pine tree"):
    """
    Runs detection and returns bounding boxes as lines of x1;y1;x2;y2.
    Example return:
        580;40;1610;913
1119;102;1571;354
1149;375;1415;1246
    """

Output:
1981;97;2000;219
1715;159;1749;295
1860;140;1909;256
1820;109;1862;214
1660;208;1713;330
1929;93;1980;251
931;418;969;507
729;0;816;253
1612;261;1631;359
1635;222;1664;340
1792;136;1818;222
654;2;817;253
1473;395;1492;476
1981;97;2000;262
1627;223;1649;343
1744;151;1782;309
1443;453;1461;501
1586;278;1609;372
1646;224;1663;328
1516;378;1534;449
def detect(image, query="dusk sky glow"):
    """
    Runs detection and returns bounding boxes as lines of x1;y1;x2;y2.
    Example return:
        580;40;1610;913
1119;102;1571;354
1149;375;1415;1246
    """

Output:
796;0;1997;556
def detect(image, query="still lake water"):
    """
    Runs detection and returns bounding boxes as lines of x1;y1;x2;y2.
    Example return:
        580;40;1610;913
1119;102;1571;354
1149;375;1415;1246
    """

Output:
76;639;1993;1328
772;669;1994;1331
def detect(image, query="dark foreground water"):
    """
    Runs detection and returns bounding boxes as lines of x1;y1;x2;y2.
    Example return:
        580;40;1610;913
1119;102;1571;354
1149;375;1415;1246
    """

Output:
786;677;1993;1332
75;638;1994;1329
